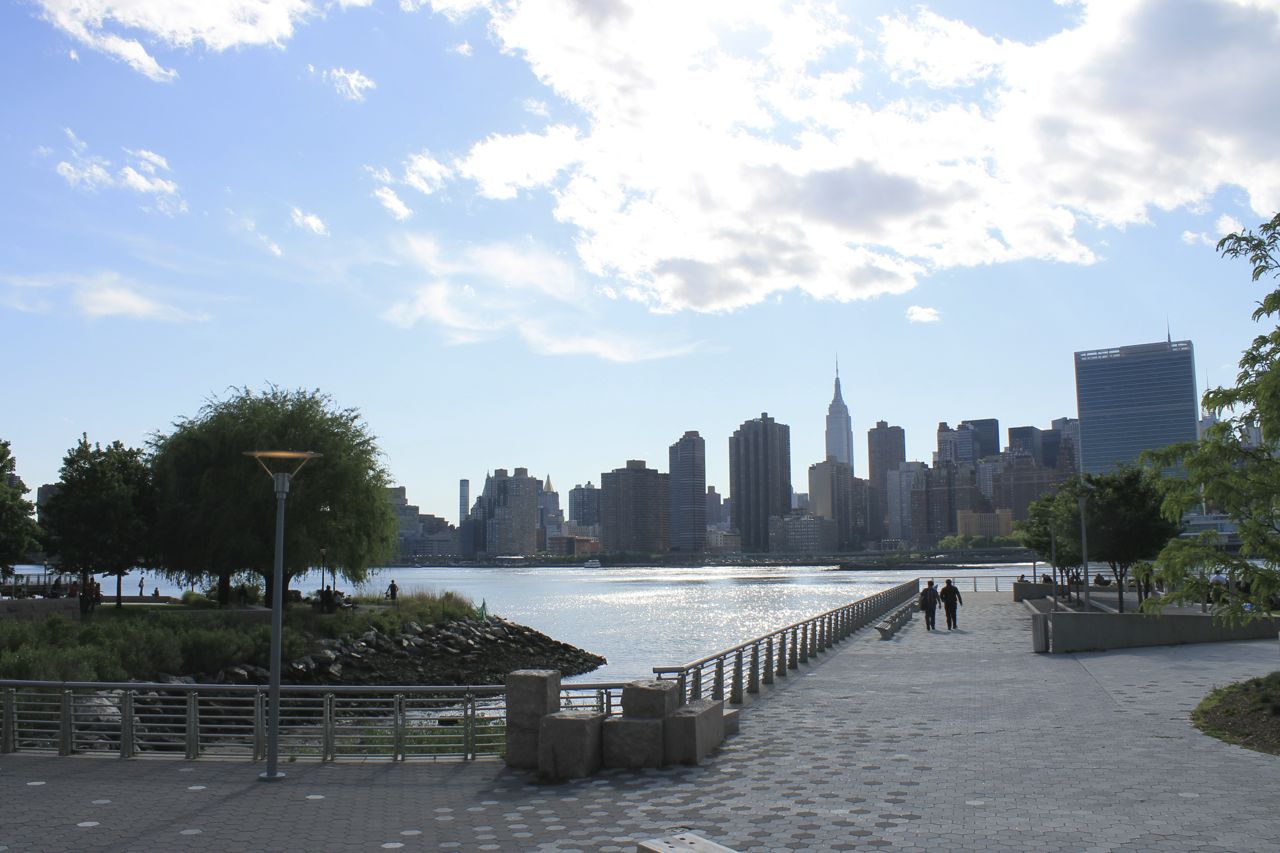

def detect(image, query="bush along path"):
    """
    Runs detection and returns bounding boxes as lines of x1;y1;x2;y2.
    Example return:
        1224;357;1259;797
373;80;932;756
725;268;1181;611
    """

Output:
213;615;606;687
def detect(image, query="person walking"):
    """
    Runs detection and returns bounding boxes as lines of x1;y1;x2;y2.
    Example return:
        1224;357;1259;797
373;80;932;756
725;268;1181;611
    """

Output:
919;580;940;631
386;579;399;603
940;578;963;630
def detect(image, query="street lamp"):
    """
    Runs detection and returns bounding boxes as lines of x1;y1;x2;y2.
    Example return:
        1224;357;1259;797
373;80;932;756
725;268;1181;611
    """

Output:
1077;481;1095;611
244;449;321;782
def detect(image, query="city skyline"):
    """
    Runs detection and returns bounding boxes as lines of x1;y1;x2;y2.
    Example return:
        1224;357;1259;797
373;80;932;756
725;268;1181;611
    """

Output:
3;1;1276;522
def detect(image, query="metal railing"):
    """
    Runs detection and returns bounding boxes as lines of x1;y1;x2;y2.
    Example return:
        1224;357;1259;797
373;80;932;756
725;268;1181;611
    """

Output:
0;680;626;762
651;578;920;706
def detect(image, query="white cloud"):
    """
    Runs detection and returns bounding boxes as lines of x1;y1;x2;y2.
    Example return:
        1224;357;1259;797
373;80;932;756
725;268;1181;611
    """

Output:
2;271;206;321
374;186;413;220
403;0;1280;316
68;48;78;61
324;67;376;101
54;132;185;213
450;41;473;56
522;98;549;117
402;0;491;21
291;207;329;235
1216;214;1245;237
457;125;580;199
239;216;284;256
383;233;694;362
403;151;452;195
35;0;321;81
906;305;940;323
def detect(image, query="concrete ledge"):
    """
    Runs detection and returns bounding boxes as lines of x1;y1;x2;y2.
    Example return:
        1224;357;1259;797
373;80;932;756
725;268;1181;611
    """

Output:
622;680;680;719
663;698;724;765
723;707;740;737
1046;611;1279;653
638;833;740;852
602;717;664;769
539;711;604;780
1012;581;1055;602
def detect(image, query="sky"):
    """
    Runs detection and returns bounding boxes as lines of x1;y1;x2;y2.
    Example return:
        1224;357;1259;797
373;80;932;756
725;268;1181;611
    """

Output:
3;0;1279;523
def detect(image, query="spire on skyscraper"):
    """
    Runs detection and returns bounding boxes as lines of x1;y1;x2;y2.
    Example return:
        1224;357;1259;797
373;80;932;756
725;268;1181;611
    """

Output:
825;361;854;469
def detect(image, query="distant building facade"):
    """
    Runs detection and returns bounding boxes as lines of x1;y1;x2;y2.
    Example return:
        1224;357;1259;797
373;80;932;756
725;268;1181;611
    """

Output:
825;366;854;468
808;458;867;550
668;431;706;552
468;467;539;556
867;421;906;542
729;413;792;553
1075;340;1198;474
600;460;669;555
568;481;601;527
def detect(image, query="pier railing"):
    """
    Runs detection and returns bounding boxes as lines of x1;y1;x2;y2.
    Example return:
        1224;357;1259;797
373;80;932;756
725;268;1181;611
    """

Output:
651;578;920;706
0;680;627;762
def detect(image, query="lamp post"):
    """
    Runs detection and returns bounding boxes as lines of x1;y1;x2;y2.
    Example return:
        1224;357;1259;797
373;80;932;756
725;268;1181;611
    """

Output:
322;545;330;593
1078;489;1091;611
244;450;321;782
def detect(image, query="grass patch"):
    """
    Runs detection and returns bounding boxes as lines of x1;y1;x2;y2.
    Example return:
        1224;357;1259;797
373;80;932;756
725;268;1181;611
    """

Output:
1193;672;1280;756
0;589;475;682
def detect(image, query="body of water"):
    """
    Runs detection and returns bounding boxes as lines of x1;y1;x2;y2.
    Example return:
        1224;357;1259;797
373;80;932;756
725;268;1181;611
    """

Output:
13;562;1035;682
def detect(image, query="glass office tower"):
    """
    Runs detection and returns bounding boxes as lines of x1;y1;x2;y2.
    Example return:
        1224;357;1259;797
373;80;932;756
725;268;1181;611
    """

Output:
1074;340;1198;474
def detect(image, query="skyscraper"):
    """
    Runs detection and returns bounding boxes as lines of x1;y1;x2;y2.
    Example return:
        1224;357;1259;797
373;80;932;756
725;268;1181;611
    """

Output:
825;363;854;468
458;479;469;527
568;482;601;527
729;413;792;552
1007;426;1043;464
668;431;707;552
471;467;539;556
1074;340;1198;474
959;418;1000;461
600;460;669;555
867;420;906;541
808;457;865;550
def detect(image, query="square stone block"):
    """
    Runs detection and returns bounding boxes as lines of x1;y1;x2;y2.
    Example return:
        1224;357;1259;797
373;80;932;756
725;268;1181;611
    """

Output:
538;711;605;781
723;707;740;737
621;680;681;719
663;698;724;766
602;716;664;769
504;727;539;770
506;669;561;727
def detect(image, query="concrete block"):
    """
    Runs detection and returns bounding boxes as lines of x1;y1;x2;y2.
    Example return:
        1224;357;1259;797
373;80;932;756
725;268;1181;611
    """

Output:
602;716;664;769
723;707;740;737
638;833;740;852
622;679;681;719
504;726;540;770
506;669;560;726
538;711;604;780
663;698;724;766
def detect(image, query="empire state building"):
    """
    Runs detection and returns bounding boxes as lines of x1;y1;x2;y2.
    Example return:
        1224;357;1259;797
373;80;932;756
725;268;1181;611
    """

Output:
825;364;854;468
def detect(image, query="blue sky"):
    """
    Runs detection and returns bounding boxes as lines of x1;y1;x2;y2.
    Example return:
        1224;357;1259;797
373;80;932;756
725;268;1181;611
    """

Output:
3;0;1278;521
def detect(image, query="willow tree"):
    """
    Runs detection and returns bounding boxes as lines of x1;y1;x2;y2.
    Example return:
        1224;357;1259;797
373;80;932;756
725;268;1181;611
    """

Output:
150;387;398;605
1146;212;1280;618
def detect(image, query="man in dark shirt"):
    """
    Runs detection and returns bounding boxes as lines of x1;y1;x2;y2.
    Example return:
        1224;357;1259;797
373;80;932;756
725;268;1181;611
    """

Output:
919;580;940;631
940;579;963;630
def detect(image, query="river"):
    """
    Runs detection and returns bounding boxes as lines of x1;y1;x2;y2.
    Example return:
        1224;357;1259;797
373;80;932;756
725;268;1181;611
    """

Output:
13;562;1035;682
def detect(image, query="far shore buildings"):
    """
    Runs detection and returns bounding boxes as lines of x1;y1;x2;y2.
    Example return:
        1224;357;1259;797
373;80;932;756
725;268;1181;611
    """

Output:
461;467;538;557
1075;338;1198;474
729;412;791;553
668;431;706;552
600;460;669;555
386;486;457;559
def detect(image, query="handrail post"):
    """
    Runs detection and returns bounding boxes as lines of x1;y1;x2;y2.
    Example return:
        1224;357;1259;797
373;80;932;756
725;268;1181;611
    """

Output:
798;625;809;664
818;617;828;651
393;694;406;761
465;693;477;760
676;672;688;704
2;688;15;753
763;637;775;685
59;689;73;756
322;693;335;762
185;692;200;760
777;633;788;677
730;651;744;705
691;668;702;701
253;691;265;761
120;690;135;759
789;627;799;669
748;644;760;695
713;659;725;701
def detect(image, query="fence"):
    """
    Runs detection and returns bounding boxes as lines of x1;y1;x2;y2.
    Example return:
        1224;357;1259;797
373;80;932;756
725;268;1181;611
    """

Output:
1;577;933;763
651;578;920;706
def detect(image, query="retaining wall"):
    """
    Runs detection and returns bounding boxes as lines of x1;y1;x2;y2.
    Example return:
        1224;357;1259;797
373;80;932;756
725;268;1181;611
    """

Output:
1043;611;1279;653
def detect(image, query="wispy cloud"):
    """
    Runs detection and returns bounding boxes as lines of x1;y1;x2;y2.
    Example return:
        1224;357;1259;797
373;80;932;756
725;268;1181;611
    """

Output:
55;129;186;214
373;186;413;221
906;305;940;323
1;271;207;322
450;41;473;57
291;207;329;236
323;66;376;101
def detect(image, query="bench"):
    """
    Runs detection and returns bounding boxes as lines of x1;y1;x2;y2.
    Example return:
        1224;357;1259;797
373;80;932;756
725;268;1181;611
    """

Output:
638;833;739;852
874;600;916;640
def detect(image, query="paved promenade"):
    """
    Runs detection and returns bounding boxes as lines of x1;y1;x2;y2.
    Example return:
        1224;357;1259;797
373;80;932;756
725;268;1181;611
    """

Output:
3;593;1280;852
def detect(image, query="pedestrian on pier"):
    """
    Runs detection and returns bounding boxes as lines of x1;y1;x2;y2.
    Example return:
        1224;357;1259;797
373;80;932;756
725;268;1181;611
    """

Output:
919;580;940;631
940;578;963;630
138;575;145;598
386;579;399;603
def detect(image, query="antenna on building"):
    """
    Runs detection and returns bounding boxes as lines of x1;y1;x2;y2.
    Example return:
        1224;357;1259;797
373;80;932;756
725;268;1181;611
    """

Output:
1166;316;1172;345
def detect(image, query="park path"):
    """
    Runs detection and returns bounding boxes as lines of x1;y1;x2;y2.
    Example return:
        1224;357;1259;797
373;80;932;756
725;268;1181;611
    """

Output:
3;593;1279;852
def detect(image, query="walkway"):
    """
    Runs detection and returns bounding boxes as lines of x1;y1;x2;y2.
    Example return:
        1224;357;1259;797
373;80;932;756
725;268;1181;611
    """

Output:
3;594;1280;851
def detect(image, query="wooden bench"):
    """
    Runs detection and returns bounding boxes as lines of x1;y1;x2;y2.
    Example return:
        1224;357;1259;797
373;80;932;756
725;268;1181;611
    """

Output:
874;601;917;640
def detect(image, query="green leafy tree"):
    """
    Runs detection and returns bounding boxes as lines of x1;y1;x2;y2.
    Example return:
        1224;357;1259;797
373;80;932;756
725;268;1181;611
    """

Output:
1146;212;1280;618
42;436;156;611
0;440;41;578
1085;467;1179;612
1020;484;1082;597
150;386;397;605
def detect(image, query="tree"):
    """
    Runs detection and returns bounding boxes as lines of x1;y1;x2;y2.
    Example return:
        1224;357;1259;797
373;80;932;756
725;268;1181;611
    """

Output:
1020;484;1082;599
150;386;397;605
1146;212;1280;618
42;436;156;611
0;440;41;579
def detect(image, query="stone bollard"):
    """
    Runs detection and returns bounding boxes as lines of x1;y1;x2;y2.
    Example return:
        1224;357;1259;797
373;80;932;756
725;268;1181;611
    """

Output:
539;711;605;780
663;698;725;765
505;669;560;770
602;680;681;769
622;680;680;718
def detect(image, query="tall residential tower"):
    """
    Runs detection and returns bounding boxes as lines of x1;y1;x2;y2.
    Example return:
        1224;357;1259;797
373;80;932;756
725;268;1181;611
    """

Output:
729;413;792;553
668;431;707;552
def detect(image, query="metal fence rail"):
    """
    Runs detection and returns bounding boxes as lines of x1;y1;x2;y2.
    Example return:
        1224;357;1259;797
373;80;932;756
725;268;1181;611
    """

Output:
0;680;627;762
651;578;920;706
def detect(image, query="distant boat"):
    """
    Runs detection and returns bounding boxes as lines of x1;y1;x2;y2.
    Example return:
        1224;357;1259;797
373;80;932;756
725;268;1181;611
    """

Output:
583;558;602;569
